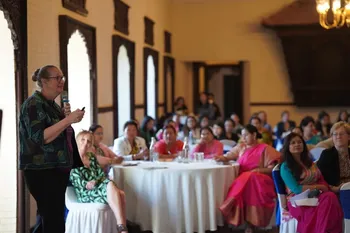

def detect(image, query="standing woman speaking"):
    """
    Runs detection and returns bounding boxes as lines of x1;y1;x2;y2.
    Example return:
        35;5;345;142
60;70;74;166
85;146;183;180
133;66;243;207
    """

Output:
19;65;85;233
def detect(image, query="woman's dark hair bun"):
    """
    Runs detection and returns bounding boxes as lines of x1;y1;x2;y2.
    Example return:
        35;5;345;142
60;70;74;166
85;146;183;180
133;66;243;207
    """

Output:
243;124;262;139
256;132;263;139
32;68;40;82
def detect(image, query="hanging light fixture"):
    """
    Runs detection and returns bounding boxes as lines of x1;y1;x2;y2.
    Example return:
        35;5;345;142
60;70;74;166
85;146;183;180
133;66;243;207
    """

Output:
316;0;350;29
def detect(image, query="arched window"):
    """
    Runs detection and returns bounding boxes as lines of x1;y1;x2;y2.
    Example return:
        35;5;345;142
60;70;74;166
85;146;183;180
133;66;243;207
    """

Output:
0;9;16;229
59;15;97;136
146;55;156;118
112;35;135;139
117;45;130;136
67;30;91;132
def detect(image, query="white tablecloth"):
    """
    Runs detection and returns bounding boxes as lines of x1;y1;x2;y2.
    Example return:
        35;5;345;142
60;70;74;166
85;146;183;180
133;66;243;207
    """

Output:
110;161;239;233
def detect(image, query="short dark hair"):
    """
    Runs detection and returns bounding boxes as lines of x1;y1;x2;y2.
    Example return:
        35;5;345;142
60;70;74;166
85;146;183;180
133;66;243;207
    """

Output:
318;111;329;121
300;116;315;129
89;124;102;133
200;126;214;136
123;120;138;130
281;110;289;117
224;118;236;127
249;116;261;124
163;124;177;134
242;124;262;139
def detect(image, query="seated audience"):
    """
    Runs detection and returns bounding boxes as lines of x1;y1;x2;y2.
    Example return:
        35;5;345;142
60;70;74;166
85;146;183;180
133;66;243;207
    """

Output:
250;116;273;145
317;121;350;191
113;121;148;161
70;131;128;233
156;113;173;131
207;93;222;121
337;110;349;123
199;115;210;128
156;119;177;140
280;133;343;233
291;126;303;136
258;111;272;133
315;111;332;139
223;119;239;142
215;124;280;233
300;116;321;147
89;124;123;172
140;116;156;147
177;116;200;142
197;92;221;121
213;121;225;140
154;125;184;160
276;110;296;142
230;113;244;134
192;127;224;159
174;96;188;116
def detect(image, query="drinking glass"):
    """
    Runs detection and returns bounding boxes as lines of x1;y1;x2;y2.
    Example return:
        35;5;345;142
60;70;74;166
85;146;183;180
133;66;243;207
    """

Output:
196;152;204;162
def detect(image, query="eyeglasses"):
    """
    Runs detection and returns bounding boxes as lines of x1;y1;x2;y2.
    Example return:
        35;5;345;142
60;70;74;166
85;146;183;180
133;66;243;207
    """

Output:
332;132;348;137
47;76;66;82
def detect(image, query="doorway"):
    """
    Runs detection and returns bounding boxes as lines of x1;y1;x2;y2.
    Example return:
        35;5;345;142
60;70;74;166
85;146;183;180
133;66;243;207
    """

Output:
206;63;243;120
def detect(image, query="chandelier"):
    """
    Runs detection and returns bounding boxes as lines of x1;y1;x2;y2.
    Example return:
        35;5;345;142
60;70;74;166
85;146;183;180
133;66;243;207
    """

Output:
316;0;350;29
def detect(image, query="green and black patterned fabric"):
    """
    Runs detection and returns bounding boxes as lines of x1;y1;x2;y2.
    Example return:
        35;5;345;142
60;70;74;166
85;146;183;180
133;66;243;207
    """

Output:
70;152;110;204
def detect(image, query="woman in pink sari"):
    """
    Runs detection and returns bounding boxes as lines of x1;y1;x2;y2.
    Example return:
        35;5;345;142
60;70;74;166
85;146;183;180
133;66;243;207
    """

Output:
192;126;224;159
280;132;343;233
215;124;280;233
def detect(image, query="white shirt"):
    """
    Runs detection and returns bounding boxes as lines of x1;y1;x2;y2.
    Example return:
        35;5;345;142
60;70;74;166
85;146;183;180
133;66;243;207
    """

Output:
113;136;147;161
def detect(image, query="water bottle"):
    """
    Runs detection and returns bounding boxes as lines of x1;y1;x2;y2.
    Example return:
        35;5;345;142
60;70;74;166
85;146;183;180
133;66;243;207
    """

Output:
149;137;156;162
182;137;190;163
189;131;193;145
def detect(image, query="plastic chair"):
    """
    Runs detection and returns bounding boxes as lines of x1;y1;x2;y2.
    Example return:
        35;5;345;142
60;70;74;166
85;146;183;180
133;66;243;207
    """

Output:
272;164;298;233
309;147;325;161
220;139;237;153
65;186;117;233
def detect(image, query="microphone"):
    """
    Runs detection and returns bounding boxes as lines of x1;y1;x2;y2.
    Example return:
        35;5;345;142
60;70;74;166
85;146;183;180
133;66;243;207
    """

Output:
61;91;69;106
61;91;70;117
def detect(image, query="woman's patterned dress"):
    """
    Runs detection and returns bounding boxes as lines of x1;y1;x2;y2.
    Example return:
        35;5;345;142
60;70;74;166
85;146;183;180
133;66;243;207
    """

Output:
70;152;110;204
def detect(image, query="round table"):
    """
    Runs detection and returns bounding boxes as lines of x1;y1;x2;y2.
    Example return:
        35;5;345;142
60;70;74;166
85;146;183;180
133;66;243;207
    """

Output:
110;161;239;233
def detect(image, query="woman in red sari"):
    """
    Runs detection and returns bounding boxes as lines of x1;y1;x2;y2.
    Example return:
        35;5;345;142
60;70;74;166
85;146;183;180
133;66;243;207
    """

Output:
215;124;280;233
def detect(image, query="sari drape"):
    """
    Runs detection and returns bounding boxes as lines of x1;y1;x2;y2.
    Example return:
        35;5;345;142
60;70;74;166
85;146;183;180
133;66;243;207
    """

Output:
286;164;343;233
219;143;280;227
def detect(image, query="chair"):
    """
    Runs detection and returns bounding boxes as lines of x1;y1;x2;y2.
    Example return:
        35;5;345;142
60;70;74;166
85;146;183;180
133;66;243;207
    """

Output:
220;139;237;153
65;186;117;233
340;182;350;233
309;147;325;161
272;164;298;233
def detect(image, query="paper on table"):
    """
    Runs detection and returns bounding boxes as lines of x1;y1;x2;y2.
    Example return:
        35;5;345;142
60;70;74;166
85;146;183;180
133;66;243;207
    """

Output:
290;189;319;207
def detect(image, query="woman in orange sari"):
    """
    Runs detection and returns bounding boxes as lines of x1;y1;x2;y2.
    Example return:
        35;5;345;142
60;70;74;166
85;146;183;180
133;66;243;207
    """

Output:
215;124;280;233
